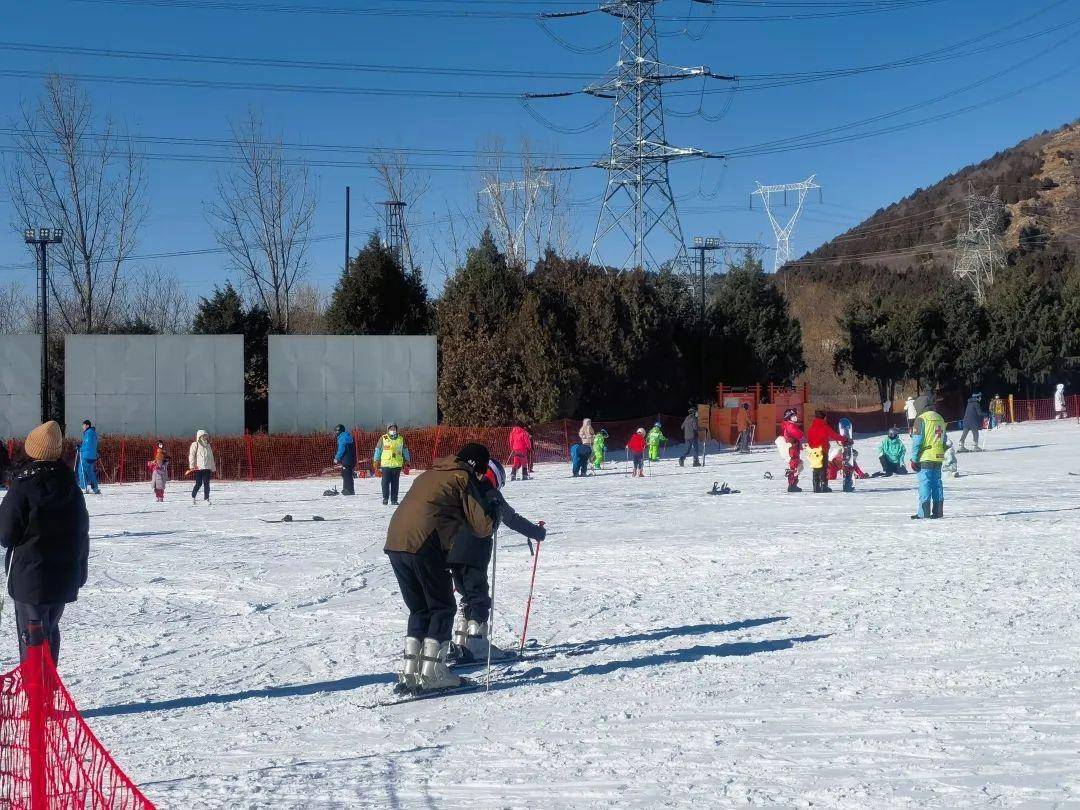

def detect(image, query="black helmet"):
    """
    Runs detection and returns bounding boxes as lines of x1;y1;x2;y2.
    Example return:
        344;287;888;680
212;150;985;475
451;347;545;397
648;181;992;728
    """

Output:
334;424;346;434
887;427;899;439
783;407;799;422
456;443;491;473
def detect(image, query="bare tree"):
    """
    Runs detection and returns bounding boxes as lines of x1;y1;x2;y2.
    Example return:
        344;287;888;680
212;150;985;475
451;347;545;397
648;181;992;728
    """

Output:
369;149;430;275
118;268;192;334
207;112;317;333
286;282;326;335
0;281;31;333
6;75;147;333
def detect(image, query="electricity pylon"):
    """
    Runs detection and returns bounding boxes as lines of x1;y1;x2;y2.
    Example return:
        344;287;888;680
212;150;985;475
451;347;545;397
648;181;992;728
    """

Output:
534;0;731;272
752;175;821;272
953;183;1006;304
381;200;413;272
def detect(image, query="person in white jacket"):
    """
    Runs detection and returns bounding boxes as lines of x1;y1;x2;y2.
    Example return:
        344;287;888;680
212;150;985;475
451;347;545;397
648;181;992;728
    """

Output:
904;396;917;434
578;418;595;448
1054;383;1066;420
188;430;217;504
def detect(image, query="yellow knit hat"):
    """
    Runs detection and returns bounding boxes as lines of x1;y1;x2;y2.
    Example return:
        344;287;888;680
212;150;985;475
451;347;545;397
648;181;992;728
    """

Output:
25;421;63;462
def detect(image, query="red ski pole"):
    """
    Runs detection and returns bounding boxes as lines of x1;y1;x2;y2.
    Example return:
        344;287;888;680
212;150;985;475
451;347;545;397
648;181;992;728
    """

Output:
518;521;545;655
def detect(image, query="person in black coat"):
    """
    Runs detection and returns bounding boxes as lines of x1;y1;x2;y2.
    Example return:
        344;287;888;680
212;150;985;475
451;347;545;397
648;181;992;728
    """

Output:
0;439;9;489
0;421;89;663
449;459;546;663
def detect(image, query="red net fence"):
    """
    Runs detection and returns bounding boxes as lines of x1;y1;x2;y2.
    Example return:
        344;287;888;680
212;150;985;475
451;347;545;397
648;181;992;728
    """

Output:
1010;394;1079;423
0;642;154;809
4;415;687;484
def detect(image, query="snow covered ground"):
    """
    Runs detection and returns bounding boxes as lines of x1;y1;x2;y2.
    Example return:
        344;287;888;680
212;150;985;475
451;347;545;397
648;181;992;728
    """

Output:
19;420;1080;808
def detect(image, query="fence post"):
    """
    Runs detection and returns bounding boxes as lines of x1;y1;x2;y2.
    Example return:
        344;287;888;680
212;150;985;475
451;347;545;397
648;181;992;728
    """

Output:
1008;394;1014;424
245;431;255;482
118;438;126;485
24;625;48;810
563;420;570;461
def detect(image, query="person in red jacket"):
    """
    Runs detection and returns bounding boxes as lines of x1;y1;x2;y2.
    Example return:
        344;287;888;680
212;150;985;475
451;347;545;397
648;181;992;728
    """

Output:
627;428;647;478
509;424;533;481
807;410;846;493
780;408;805;493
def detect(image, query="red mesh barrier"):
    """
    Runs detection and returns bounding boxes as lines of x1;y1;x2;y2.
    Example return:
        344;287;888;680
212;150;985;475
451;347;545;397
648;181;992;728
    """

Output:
0;643;154;809
1011;394;1078;423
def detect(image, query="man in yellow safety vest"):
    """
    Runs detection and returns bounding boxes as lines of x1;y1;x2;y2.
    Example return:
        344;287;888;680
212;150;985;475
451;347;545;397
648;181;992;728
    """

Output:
909;394;947;520
374;423;411;506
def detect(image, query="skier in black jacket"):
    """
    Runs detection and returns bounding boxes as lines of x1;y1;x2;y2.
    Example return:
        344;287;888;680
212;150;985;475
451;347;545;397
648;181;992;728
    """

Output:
0;421;89;663
449;458;546;663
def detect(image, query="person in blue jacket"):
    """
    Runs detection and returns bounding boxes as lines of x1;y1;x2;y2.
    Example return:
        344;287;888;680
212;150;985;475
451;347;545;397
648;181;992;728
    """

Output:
570;443;590;477
333;425;356;496
79;420;101;496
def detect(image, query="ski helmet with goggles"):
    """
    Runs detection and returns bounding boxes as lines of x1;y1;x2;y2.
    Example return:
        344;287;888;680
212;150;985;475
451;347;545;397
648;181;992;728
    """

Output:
783;407;799;422
887;427;899;439
484;458;506;490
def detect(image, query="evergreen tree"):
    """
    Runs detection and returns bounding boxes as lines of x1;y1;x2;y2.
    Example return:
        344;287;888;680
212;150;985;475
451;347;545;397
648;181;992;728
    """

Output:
833;295;910;406
192;283;246;335
324;235;431;335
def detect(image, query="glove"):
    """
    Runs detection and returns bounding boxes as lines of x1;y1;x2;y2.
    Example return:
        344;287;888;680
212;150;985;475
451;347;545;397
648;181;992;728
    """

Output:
534;520;547;542
910;461;921;473
403;465;411;475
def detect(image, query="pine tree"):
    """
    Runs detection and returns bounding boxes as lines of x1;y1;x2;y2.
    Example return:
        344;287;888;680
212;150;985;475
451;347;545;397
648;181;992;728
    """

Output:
192;283;246;335
324;235;430;335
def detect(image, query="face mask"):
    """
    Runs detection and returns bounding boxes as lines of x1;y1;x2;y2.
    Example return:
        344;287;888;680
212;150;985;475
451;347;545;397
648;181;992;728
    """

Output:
389;431;397;438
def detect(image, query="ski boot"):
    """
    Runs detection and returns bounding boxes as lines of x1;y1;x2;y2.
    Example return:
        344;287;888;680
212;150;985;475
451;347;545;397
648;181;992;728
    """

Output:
465;621;512;663
395;637;423;694
843;481;855;493
973;446;984;453
692;459;701;467
931;501;944;519
787;481;802;493
450;612;472;664
911;501;932;520
418;639;461;692
679;457;685;467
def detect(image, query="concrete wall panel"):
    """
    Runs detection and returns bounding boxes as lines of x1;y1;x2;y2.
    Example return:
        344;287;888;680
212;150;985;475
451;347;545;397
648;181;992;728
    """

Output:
65;336;243;438
269;335;437;433
0;336;41;438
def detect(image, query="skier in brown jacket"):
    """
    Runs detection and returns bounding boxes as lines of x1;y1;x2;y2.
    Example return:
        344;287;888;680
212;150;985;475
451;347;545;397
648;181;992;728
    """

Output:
385;443;494;693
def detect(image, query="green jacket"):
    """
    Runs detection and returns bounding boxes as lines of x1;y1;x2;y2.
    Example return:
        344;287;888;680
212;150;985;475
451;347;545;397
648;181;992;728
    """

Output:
647;426;665;447
592;434;607;457
878;436;906;465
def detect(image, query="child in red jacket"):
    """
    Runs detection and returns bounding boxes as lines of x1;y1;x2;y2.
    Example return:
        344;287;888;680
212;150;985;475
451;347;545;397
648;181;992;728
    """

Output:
807;411;845;493
780;408;805;493
509;425;532;481
628;428;647;477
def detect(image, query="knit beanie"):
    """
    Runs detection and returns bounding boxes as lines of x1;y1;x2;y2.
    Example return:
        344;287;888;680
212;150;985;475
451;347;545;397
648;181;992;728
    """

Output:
25;421;63;462
456;443;490;473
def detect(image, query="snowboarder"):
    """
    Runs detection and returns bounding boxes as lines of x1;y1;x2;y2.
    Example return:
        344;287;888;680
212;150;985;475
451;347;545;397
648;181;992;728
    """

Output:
837;417;857;492
449;458;546;665
910;394;947;519
628;428;647;477
0;421;88;663
333;425;356;496
592;429;609;470
188;430;216;504
147;442;170;502
570;443;590;478
735;403;753;454
646;422;666;462
959;393;986;452
1054;383;1066;420
374;424;410;506
807;410;845;493
873;428;908;477
385;443;494;693
578;418;595;449
904;396;917;434
679;407;701;467
989;394;1005;428
79;420;101;495
509;424;533;481
779;407;805;493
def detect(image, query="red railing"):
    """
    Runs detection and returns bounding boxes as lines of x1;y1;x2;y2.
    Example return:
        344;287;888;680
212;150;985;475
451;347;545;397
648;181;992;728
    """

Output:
5;415;686;483
0;640;154;809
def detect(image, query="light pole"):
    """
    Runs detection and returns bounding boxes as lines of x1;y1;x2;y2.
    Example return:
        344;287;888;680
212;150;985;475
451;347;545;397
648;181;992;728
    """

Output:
24;227;63;423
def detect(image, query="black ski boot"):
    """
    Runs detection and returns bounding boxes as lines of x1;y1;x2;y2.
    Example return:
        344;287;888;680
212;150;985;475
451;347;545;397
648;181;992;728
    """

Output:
931;501;944;519
787;483;802;493
679;457;685;467
692;459;701;467
843;481;855;493
910;500;932;520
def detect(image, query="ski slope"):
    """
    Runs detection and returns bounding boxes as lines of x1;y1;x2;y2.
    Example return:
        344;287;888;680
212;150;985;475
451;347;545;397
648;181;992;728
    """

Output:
23;420;1080;808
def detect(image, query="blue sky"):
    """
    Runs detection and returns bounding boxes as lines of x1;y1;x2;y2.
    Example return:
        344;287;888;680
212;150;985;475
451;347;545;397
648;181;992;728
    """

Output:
1;0;1078;305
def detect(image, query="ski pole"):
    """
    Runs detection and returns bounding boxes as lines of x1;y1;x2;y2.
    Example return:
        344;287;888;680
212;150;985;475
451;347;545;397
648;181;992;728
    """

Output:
486;525;499;692
518;521;545;655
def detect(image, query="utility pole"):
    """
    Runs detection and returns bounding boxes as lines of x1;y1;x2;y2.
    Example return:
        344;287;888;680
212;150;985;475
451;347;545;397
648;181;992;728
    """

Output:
691;237;767;400
953;182;1005;304
345;186;351;274
752;176;821;272
532;0;732;273
24;227;63;424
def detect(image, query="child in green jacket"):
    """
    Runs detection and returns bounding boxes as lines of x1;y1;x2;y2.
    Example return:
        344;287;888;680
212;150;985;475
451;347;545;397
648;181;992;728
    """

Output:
646;422;666;462
592;429;608;470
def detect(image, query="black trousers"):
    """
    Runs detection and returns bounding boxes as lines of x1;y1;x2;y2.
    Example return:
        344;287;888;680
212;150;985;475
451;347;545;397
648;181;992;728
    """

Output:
387;543;456;642
812;466;828;492
879;455;907;476
191;470;212;500
341;464;355;495
381;468;402;503
679;438;700;463
450;564;491;624
15;602;65;663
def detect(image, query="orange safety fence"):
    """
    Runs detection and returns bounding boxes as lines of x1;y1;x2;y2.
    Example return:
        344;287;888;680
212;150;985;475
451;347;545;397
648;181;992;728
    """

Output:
1009;394;1079;423
4;415;688;483
0;639;154;809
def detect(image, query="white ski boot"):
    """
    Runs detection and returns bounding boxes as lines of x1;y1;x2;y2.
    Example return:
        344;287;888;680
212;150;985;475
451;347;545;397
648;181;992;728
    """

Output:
418;638;461;691
396;637;422;693
465;621;512;662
